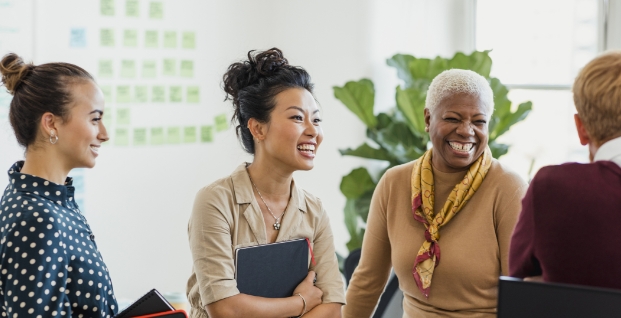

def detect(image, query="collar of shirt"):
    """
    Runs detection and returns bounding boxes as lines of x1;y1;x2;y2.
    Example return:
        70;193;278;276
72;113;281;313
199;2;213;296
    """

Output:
594;136;621;168
7;161;76;207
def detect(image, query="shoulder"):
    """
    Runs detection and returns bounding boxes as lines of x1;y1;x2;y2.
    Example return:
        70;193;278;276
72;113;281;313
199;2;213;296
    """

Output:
484;159;528;194
381;160;417;187
531;161;621;189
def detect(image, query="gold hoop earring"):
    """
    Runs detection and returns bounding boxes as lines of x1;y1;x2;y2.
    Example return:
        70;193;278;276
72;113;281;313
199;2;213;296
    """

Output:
50;130;58;145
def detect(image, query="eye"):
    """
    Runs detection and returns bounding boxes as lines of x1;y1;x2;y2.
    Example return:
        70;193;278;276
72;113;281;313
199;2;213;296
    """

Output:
313;118;322;124
474;120;487;125
444;117;459;123
92;117;102;123
291;115;303;121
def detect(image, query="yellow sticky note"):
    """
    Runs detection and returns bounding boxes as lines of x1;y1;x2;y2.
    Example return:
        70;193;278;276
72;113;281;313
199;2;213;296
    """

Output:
145;30;158;48
187;86;199;103
152;86;165;102
200;126;213;143
126;0;139;17
116;86;132;103
133;128;147;146
183;126;197;143
167;127;181;144
149;1;163;19
164;31;177;48
163;59;175;76
134;86;148;102
215;114;228;132
100;29;115;47
120;60;136;78
117;108;131;125
150;127;164;145
98;60;113;78
182;31;195;49
123;30;138;47
101;0;115;16
180;60;193;78
169;86;182;102
115;128;129;146
141;60;156;78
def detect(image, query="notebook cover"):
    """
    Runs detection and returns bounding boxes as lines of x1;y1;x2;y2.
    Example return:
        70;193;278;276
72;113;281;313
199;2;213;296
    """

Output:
114;289;174;318
130;309;188;318
235;238;309;298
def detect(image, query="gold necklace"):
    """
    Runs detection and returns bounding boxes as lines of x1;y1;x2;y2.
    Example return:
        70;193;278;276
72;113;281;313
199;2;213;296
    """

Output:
247;168;286;230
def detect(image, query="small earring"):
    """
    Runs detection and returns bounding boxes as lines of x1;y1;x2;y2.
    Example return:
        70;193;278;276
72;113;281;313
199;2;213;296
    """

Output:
425;126;429;132
50;130;58;145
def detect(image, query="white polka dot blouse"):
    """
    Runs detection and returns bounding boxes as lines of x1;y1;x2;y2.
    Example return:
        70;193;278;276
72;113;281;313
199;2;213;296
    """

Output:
0;161;118;317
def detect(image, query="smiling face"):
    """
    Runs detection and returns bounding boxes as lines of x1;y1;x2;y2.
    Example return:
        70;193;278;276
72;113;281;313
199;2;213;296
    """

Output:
425;93;489;173
55;80;109;169
256;87;323;172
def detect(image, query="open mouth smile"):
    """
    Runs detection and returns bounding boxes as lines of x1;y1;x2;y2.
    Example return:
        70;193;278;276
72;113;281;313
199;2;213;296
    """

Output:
448;141;474;154
297;143;316;158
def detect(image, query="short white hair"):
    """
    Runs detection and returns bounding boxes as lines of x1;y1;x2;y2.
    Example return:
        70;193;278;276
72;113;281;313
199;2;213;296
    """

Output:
425;69;494;116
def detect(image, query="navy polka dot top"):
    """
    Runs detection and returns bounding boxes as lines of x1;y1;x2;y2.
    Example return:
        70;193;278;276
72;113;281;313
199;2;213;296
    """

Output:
0;161;118;317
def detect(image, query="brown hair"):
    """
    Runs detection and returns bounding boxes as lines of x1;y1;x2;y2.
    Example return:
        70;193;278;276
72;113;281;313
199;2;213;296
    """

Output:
573;50;621;142
0;53;94;148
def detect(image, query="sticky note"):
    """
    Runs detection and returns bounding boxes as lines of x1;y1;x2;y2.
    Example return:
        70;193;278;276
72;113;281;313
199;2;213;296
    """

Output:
102;107;113;128
116;108;131;125
150;127;164;145
120;60;136;78
141;60;156;78
184;126;197;143
70;28;87;48
101;0;115;16
100;85;113;102
126;0;139;17
167;127;181;144
145;30;158;48
163;31;177;48
215;114;228;132
115;128;129;146
200;126;213;143
100;29;115;47
180;60;193;78
134;86;148;102
152;86;165;102
169;86;182;102
123;29;138;47
98;60;113;78
149;1;163;19
182;32;195;49
116;86;132;103
162;59;175;76
133;128;147;145
187;86;199;103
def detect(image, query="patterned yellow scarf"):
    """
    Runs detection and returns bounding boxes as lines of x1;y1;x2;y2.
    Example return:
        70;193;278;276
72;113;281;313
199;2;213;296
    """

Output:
411;147;492;298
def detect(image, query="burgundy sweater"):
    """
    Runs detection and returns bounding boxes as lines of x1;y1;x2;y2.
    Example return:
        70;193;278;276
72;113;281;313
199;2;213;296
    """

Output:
509;161;621;289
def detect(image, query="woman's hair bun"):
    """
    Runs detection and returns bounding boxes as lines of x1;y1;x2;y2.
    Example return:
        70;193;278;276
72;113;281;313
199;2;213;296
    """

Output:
0;53;34;95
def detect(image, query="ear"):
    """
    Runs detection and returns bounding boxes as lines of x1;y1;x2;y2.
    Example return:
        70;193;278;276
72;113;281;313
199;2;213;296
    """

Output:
40;112;59;137
424;108;431;132
574;114;590;146
247;117;267;142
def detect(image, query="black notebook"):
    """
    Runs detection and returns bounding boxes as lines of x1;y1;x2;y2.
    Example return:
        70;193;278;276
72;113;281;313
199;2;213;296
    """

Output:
114;289;175;318
235;238;309;298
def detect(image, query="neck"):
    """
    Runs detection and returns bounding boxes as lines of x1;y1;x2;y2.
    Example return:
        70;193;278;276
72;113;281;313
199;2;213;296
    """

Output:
247;156;293;200
21;147;70;185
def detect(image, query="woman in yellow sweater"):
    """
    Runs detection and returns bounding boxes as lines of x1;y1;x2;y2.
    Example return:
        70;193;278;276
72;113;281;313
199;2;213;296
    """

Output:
343;69;527;317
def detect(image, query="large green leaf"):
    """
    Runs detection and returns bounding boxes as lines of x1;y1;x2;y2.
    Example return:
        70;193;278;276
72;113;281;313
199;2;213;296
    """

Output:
468;51;493;77
490;101;533;141
428;56;449;79
387;54;417;87
395;86;427;137
489;140;509;158
333;79;377;128
375;121;426;163
339;143;394;162
340;167;376;199
408;58;432;80
344;198;364;251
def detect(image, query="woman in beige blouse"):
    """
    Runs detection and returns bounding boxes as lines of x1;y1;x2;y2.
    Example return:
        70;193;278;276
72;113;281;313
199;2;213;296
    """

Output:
186;48;345;318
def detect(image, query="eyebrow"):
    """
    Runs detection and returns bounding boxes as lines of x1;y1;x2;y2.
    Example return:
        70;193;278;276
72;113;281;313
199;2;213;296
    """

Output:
446;110;486;117
90;110;103;115
286;106;320;114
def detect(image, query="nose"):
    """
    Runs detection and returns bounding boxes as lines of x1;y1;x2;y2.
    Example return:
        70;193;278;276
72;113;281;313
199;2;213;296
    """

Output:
99;121;110;142
304;119;319;137
456;121;474;137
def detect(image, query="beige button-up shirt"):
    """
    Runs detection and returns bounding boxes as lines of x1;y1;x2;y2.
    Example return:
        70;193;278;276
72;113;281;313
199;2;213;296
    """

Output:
186;163;345;318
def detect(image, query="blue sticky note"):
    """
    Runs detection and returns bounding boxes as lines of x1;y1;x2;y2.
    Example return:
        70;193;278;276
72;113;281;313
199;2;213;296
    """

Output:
70;28;87;48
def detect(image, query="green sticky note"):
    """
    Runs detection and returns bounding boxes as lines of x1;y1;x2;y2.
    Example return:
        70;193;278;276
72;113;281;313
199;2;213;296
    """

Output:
215;114;228;132
116;86;132;103
98;60;113;78
123;30;138;47
182;31;195;49
150;127;164;145
100;85;113;102
134;86;148;102
167;127;181;144
115;128;129;146
101;0;115;16
162;59;175;76
145;30;158;48
133;128;147;145
183;126;197;143
152;86;165;102
117;108;131;125
100;29;115;47
120;60;136;78
200;126;213;143
187;86;199;103
169;86;182;102
149;1;163;19
102;109;113;128
126;0;139;17
163;31;177;48
180;60;193;78
141;60;156;78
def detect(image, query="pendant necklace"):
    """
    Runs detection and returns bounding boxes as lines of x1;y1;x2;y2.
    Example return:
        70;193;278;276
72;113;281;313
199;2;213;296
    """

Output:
247;168;286;230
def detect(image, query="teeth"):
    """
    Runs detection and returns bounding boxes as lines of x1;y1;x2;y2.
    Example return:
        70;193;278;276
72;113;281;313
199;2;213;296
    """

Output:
90;146;99;153
297;144;315;152
449;142;473;152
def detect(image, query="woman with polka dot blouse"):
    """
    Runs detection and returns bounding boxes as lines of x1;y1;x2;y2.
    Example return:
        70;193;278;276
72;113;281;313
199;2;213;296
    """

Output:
0;53;117;317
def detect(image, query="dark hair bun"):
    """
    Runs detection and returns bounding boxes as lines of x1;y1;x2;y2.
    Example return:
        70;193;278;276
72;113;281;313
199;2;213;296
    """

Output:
0;53;34;95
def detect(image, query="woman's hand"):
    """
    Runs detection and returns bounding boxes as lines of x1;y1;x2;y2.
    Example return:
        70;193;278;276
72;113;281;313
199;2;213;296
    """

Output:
293;271;323;313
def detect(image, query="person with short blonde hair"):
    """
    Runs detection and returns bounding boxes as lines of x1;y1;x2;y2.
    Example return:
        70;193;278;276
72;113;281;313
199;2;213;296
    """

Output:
510;50;621;289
